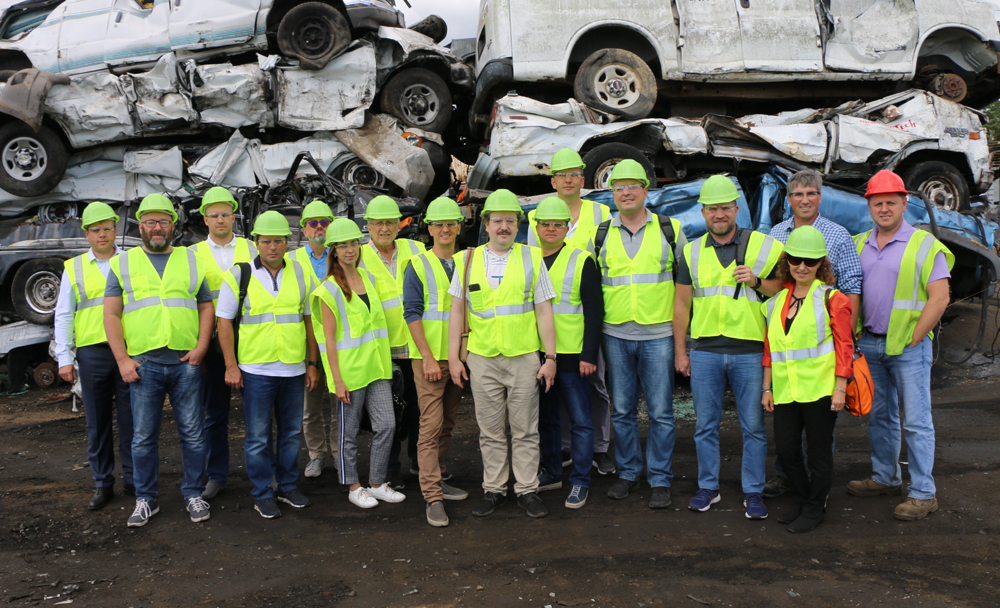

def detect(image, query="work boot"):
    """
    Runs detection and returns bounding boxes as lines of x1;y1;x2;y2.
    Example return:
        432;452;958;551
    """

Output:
893;497;938;521
846;477;902;497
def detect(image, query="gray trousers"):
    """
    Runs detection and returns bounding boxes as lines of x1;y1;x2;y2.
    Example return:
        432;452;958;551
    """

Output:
561;348;612;452
337;379;395;486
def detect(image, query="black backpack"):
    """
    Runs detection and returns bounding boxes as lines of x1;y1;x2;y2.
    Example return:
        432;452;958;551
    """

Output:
211;262;253;356
592;214;678;272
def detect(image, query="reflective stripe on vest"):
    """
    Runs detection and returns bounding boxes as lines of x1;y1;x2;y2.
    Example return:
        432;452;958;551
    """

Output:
194;238;257;302
529;200;610;250
406;251;464;361
550;246;587;353
65;254;109;347
232;260;309;365
764;281;836;404
120;248;198;313
598;216;679;325
360;239;425;348
466;244;541;357
240;262;307;325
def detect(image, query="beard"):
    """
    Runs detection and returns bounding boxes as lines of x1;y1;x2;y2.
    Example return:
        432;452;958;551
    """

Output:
309;233;326;246
141;227;173;252
707;221;735;237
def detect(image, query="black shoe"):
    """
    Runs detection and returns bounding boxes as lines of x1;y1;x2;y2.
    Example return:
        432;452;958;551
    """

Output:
763;475;790;498
561;449;573;467
788;515;824;533
388;470;405;490
592;452;617;475
122;483;136;496
472;491;507;517
777;505;802;525
607;478;640;500
649;487;672;509
517;492;548;518
88;487;114;511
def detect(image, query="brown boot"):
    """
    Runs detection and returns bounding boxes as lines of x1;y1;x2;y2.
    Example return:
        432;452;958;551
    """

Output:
846;477;902;497
893;497;938;521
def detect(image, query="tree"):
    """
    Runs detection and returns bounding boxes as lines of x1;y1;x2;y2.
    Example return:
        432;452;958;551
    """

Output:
985;101;1000;143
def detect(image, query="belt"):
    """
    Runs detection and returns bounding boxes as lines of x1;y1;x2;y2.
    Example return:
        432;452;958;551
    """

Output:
865;330;888;338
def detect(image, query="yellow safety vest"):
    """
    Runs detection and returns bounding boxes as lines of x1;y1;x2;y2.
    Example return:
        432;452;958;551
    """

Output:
548;245;589;354
765;280;836;404
854;228;955;356
192;237;257;306
110;247;205;356
310;270;391;392
528;199;611;251
406;251;465;361
63;252;112;348
685;231;783;341
466;243;543;357
360;239;426;348
596;216;682;325
223;261;309;365
289;244;328;286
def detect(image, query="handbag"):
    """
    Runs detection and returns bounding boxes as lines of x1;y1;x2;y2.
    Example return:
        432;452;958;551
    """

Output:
459;247;474;363
825;290;873;416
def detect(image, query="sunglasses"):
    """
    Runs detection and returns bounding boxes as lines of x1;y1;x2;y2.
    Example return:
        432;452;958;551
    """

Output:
307;219;331;228
786;255;823;268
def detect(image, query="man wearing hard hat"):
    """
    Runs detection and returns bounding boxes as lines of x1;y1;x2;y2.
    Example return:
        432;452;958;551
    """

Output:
55;201;133;511
847;170;953;521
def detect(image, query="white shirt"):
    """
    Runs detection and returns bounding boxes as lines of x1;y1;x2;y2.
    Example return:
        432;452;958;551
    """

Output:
205;233;238;270
216;259;313;377
447;245;556;303
54;247;121;367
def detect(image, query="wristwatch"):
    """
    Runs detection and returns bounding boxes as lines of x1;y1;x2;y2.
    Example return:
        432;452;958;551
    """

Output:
753;276;762;289
544;354;557;362
308;360;320;368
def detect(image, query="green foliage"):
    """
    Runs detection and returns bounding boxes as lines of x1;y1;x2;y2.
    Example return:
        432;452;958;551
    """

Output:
985;101;1000;143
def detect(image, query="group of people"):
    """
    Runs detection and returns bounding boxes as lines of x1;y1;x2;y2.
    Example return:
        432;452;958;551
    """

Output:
54;147;952;533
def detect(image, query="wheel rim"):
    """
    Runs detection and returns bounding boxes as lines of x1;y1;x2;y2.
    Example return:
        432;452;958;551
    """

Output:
592;158;624;189
592;64;642;109
3;136;47;182
25;270;59;315
293;17;333;58
400;83;440;126
919;176;961;211
38;202;78;223
341;159;386;189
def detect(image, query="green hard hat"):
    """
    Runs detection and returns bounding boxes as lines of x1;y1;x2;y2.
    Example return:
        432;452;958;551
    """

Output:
482;189;522;216
199;186;237;214
533;196;571;221
424;196;463;223
698;175;740;205
324;217;364;246
364;195;402;220
549;148;585;174
608;159;649;188
300;200;334;227
137;193;177;223
81;201;119;229
784;225;828;259
250;210;292;237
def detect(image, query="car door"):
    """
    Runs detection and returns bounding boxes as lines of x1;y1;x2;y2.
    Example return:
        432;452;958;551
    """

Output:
104;0;171;70
676;0;744;74
735;0;823;72
168;0;260;52
57;0;113;73
823;0;918;72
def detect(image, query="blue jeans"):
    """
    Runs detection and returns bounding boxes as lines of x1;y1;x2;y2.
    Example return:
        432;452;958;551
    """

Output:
690;350;767;494
241;372;306;499
129;357;206;501
602;335;676;487
202;346;231;485
858;333;936;499
539;370;594;487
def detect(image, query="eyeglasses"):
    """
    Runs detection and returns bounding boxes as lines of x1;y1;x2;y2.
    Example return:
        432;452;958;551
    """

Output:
553;171;583;179
140;219;173;228
428;221;460;229
788;191;820;200
703;204;737;214
612;184;644;193
306;219;331;228
368;220;398;229
537;221;568;229
258;238;287;247
205;212;234;220
488;217;518;226
86;226;115;234
334;239;360;250
786;255;823;268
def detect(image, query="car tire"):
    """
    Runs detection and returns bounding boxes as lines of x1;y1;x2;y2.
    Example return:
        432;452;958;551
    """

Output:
409;15;448;43
0;122;67;197
11;258;65;325
582;142;655;190
379;68;453;133
574;49;657;120
902;161;970;212
277;2;351;71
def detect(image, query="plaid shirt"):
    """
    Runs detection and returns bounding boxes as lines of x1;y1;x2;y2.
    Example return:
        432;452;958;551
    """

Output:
769;214;862;295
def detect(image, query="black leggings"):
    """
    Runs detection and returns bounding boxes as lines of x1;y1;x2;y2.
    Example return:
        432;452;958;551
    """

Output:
773;396;838;519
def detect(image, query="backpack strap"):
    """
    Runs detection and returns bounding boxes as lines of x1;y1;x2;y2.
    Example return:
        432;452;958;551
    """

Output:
233;262;252;325
732;228;755;300
592;219;612;258
658;215;676;271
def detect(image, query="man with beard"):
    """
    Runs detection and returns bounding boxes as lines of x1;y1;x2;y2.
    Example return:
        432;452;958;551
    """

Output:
674;175;783;521
104;194;215;527
55;202;133;510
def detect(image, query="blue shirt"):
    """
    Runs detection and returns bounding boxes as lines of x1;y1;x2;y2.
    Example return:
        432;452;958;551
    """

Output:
307;246;329;281
770;214;862;295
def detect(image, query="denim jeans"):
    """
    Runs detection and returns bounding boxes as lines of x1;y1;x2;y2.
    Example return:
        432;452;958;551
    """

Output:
129;356;206;501
539;370;594;487
858;333;936;499
689;350;767;494
241;372;306;499
602;335;676;488
201;346;231;485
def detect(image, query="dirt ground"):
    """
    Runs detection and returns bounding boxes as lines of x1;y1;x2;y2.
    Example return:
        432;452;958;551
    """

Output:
2;306;999;608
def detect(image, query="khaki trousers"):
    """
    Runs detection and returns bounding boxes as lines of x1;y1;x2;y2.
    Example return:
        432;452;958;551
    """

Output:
302;368;338;461
413;359;464;503
467;352;541;496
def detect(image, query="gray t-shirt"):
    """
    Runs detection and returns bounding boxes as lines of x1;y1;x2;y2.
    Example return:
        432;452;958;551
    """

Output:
105;250;213;363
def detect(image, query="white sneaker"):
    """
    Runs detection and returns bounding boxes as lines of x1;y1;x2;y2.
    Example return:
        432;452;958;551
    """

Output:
304;457;326;478
369;482;406;503
348;486;378;509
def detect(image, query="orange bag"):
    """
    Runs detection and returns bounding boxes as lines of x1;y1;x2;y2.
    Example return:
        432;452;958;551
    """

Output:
825;291;873;416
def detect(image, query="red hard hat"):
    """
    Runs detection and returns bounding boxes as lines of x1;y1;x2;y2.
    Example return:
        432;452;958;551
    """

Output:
865;170;907;199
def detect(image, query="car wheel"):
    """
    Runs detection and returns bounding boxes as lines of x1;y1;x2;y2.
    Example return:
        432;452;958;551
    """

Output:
0;122;67;197
334;157;398;193
902;161;970;212
582;142;655;190
409;15;447;43
574;49;657;120
379;68;453;133
12;258;64;325
277;2;351;71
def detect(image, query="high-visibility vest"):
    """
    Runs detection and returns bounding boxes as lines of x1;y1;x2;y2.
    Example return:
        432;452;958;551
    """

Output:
223;261;308;365
685;231;783;341
528;199;611;251
110;247;205;356
466;243;543;357
289;244;328;286
360;239;426;348
63;252;112;348
854;228;954;356
765;280;836;404
192;237;257;306
548;245;589;354
310;270;391;392
406;251;465;361
596;216;682;325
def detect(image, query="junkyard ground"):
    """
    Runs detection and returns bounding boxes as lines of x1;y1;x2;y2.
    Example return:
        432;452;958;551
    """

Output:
1;303;999;607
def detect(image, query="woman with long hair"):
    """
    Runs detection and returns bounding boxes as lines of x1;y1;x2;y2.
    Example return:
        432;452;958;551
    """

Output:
311;218;404;509
762;226;854;533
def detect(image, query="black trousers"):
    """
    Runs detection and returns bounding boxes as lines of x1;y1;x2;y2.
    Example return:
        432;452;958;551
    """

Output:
78;344;133;489
388;359;420;472
773;396;838;519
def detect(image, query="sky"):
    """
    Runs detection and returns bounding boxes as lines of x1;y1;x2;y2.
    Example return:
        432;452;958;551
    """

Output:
398;0;479;45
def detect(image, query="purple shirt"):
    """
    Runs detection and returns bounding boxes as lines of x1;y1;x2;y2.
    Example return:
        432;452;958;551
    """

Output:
858;220;950;334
